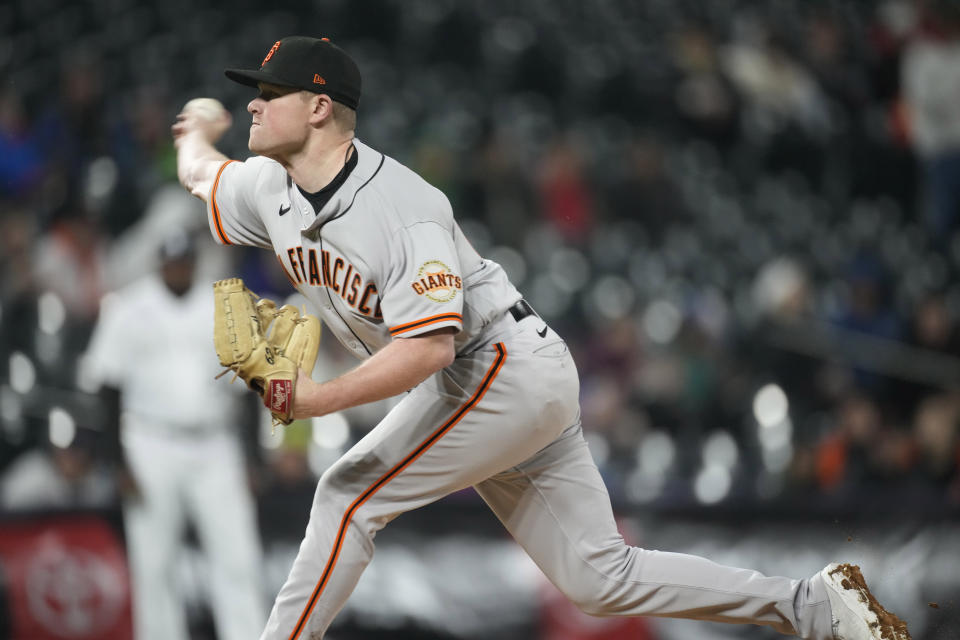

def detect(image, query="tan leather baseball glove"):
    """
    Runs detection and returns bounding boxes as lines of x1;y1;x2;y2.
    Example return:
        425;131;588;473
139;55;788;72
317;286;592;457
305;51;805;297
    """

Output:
213;278;321;426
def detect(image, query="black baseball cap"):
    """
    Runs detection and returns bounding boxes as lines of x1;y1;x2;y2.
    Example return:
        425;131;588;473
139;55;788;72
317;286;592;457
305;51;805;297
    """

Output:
225;36;361;109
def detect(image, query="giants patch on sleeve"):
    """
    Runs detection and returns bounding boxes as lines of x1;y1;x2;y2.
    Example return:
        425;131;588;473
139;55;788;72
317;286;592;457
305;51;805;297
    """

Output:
411;260;462;303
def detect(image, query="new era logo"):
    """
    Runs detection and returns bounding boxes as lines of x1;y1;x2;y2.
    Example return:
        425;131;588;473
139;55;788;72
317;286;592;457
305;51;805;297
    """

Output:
313;74;326;85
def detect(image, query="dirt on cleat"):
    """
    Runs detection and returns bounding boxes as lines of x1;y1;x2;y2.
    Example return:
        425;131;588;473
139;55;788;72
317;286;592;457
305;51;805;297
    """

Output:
828;564;912;640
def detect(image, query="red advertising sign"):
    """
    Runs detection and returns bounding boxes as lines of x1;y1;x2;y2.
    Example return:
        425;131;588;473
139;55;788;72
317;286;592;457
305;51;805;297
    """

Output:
0;511;133;640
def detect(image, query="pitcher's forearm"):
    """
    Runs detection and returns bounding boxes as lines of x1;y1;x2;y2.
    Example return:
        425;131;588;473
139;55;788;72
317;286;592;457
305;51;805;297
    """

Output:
175;132;230;201
294;329;456;418
171;98;234;201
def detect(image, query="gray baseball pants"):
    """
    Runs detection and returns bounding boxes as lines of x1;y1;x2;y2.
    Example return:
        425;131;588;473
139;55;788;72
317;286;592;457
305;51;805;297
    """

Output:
260;317;835;640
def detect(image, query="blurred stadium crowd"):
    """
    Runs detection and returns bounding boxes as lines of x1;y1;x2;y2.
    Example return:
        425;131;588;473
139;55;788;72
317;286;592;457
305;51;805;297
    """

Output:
3;0;960;522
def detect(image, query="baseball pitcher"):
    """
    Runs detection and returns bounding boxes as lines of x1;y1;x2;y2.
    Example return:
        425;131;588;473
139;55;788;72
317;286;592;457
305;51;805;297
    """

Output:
172;36;910;640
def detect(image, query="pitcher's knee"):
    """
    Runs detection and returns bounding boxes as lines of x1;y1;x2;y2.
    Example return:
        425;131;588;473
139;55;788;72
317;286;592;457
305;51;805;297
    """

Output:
569;595;606;616
557;553;641;615
313;466;383;540
313;474;348;512
560;580;624;616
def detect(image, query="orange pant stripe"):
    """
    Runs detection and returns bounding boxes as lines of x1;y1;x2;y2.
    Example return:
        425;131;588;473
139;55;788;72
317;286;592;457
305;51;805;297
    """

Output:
287;342;508;640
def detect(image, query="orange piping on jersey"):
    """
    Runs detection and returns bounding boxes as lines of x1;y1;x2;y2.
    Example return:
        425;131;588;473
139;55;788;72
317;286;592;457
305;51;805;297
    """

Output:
286;343;507;640
209;160;238;245
388;313;463;336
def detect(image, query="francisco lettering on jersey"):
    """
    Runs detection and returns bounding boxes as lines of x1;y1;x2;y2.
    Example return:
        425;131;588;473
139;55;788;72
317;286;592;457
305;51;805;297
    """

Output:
278;246;382;319
411;260;462;303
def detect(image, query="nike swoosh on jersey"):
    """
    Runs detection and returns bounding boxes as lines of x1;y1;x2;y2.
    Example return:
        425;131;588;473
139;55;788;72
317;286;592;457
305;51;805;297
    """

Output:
537;326;548;338
279;204;292;216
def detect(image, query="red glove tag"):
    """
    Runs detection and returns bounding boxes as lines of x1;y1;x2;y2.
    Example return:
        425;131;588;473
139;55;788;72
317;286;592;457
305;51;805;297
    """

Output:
268;379;293;417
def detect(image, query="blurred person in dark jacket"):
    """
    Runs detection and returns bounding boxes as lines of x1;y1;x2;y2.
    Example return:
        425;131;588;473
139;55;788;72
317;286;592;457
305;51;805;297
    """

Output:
913;392;960;504
0;426;113;510
901;0;960;237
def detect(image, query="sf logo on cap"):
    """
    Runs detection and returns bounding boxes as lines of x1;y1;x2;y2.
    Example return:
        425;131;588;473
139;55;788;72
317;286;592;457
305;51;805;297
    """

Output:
262;40;281;67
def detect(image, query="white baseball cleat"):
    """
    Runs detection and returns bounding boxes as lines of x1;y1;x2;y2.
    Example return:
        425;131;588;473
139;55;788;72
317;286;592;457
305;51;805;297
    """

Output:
821;563;911;640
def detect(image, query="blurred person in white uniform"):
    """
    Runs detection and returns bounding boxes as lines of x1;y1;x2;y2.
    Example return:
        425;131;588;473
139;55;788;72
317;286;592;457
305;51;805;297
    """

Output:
82;230;267;640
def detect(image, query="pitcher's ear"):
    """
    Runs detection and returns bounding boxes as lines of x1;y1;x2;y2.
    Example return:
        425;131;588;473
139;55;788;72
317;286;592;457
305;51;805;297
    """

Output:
307;93;334;125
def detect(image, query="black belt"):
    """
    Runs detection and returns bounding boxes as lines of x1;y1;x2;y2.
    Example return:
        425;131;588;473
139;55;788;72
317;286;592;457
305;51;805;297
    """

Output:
507;299;537;322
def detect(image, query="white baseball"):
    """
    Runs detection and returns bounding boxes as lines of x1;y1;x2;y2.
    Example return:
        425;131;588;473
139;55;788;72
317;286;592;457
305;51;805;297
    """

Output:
183;97;228;121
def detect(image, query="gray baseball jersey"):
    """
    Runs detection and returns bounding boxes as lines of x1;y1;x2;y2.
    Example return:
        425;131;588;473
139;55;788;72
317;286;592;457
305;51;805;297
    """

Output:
207;139;521;358
206;139;835;640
